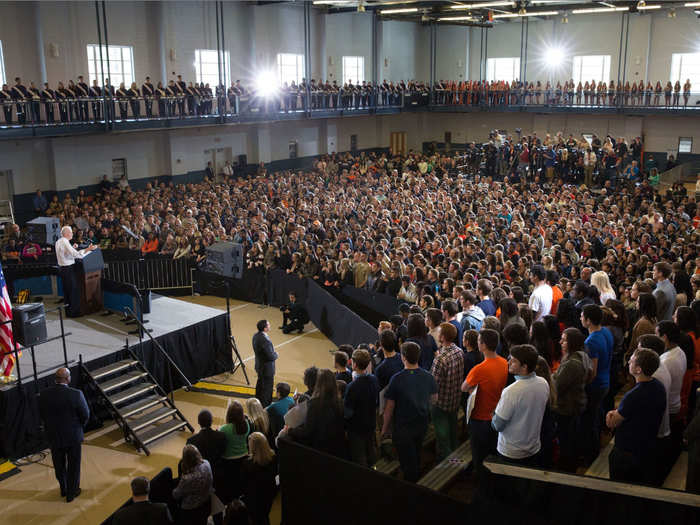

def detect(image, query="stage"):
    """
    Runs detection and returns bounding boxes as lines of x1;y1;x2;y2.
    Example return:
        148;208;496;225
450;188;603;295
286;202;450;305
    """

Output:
8;294;225;384
0;295;233;459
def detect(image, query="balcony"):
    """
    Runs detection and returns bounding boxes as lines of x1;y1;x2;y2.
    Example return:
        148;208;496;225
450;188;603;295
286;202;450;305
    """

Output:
2;89;698;140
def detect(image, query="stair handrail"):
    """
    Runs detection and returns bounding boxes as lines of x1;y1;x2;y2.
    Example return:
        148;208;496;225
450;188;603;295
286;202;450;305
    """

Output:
124;306;192;391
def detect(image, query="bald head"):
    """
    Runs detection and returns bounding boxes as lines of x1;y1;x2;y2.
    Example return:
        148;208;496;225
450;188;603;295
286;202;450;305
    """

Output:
61;226;73;240
55;367;70;384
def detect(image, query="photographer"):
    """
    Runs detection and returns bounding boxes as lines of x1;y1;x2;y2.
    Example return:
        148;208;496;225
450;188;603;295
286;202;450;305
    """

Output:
279;291;308;334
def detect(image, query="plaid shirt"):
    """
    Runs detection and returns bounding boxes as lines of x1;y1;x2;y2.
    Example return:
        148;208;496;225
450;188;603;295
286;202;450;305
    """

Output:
431;343;465;412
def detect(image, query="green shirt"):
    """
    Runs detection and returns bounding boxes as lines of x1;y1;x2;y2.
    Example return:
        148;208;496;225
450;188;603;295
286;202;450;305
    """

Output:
220;419;251;459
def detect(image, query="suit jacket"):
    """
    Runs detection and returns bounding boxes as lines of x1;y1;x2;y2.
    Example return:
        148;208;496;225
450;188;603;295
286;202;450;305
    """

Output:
112;501;173;525
186;428;227;468
38;383;90;448
252;332;278;377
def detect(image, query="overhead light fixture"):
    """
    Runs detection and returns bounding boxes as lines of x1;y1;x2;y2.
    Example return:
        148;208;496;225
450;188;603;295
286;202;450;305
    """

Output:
637;0;646;7
668;8;676;17
572;6;629;14
450;2;514;9
380;7;419;14
493;10;558;18
561;14;568;23
357;0;365;12
518;6;527;15
438;15;477;21
638;5;661;10
312;1;352;4
684;2;700;7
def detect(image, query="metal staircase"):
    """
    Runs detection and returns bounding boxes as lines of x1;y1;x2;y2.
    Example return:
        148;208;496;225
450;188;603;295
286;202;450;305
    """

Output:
81;345;193;455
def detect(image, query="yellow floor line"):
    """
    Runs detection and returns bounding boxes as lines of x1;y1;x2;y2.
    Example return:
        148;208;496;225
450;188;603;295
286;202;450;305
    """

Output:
192;381;256;395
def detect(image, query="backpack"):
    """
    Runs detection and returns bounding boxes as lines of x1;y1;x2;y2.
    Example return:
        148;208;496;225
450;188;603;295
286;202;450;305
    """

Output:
461;312;483;332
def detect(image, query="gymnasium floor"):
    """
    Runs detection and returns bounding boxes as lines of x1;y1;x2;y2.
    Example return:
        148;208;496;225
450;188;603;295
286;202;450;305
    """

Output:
0;295;336;525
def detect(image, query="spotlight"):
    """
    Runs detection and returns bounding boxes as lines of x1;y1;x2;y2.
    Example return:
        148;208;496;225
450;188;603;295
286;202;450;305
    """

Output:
546;47;565;67
255;71;278;97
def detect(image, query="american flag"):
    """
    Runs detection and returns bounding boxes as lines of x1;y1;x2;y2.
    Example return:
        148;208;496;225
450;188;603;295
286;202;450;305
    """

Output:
0;262;17;377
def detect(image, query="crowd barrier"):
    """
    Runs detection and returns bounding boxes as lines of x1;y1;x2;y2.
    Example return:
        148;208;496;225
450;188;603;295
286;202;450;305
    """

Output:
278;438;470;525
3;252;193;295
195;269;379;348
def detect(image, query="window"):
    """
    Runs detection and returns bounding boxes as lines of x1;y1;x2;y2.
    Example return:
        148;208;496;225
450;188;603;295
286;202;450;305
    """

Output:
87;44;134;87
670;53;700;90
194;49;230;88
678;137;693;154
342;56;364;85
486;57;520;83
0;41;5;86
277;53;304;85
572;55;610;85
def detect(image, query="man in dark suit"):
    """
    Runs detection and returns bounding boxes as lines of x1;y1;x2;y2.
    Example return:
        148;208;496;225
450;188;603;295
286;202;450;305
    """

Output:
38;367;90;502
112;476;173;525
253;319;278;407
186;409;226;467
279;291;308;334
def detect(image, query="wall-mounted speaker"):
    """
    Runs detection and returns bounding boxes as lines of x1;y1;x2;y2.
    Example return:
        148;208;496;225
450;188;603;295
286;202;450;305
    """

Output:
384;57;389;67
170;48;177;61
328;56;334;66
49;43;59;58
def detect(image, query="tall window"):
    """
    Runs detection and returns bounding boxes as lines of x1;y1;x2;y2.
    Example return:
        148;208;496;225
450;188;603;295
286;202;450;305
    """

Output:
486;57;520;83
0;41;5;86
670;53;700;89
572;55;610;85
342;56;364;85
195;49;230;87
87;44;134;87
277;53;304;85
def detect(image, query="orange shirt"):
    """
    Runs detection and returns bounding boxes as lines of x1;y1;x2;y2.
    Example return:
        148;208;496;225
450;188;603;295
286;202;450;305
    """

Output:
466;356;508;421
141;239;159;254
551;285;563;316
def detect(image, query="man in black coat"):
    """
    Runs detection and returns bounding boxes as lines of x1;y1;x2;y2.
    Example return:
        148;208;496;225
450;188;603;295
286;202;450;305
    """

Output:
112;477;173;525
279;292;308;334
187;409;226;467
253;319;278;407
38;367;90;502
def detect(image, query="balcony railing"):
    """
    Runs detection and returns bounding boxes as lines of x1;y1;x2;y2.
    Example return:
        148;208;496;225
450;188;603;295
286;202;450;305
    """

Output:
2;88;698;134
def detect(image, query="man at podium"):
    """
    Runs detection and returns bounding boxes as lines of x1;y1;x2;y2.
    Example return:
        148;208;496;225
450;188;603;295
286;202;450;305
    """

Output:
55;226;97;317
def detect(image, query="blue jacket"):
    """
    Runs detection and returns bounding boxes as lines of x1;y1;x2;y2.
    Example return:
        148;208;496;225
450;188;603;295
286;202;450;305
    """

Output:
38;383;90;448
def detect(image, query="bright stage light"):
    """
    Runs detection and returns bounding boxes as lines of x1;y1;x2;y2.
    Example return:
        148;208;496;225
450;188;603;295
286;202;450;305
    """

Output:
256;71;278;97
546;47;565;67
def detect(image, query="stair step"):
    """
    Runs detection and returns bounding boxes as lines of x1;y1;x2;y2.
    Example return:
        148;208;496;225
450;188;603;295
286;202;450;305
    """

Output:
136;418;189;447
127;406;178;432
99;371;149;393
90;359;139;380
108;383;157;406
118;394;168;419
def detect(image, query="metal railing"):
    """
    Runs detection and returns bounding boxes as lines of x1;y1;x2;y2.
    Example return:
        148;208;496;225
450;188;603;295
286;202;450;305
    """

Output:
0;90;409;127
103;255;193;291
430;89;700;110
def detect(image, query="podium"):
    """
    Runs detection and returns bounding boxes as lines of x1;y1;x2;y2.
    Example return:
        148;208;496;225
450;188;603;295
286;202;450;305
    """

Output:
75;248;104;315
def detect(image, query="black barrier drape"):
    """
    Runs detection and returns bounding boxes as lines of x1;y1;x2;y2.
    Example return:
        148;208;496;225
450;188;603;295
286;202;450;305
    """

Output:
339;284;403;327
197;269;379;348
0;312;231;459
278;438;471;524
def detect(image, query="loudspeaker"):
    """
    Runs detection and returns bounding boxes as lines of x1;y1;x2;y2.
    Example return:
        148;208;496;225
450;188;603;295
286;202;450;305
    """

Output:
12;303;47;346
26;217;61;246
205;241;244;279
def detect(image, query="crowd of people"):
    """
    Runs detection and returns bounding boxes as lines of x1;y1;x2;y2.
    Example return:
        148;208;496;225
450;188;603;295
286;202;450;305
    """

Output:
20;131;700;523
1;73;695;126
433;78;695;108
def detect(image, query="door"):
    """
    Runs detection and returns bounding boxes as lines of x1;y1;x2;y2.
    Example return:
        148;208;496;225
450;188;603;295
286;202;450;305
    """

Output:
390;132;407;155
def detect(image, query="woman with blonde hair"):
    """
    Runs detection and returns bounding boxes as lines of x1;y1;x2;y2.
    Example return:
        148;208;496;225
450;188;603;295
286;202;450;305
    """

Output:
591;270;616;305
245;397;270;439
242;432;277;525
